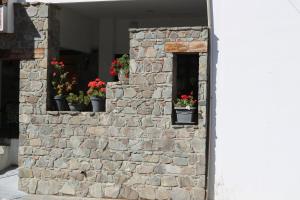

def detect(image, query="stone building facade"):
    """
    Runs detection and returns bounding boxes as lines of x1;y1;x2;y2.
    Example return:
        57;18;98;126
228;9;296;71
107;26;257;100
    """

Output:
1;3;209;200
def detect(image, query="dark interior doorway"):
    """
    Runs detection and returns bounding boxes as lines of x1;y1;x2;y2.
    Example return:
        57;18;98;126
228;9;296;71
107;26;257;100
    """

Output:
0;60;20;139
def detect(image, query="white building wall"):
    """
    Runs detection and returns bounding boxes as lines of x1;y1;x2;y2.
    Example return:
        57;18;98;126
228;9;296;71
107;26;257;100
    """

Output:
98;18;115;81
210;0;300;199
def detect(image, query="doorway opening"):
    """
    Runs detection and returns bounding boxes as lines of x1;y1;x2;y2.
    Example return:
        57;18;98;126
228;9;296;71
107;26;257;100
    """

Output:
0;60;19;170
0;60;19;140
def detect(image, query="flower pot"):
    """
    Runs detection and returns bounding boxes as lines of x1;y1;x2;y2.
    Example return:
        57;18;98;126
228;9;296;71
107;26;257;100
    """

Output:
54;95;67;111
90;96;105;112
118;70;129;84
175;107;196;123
68;103;82;111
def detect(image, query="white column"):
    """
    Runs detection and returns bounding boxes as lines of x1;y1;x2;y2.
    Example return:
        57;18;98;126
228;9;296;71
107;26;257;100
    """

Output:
98;18;115;82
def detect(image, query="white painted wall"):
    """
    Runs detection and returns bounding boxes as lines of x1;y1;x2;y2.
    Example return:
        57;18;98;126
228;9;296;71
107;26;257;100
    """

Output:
209;0;300;199
98;18;115;81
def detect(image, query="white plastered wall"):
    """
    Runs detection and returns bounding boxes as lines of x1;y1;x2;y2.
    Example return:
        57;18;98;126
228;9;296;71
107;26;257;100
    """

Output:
209;0;300;199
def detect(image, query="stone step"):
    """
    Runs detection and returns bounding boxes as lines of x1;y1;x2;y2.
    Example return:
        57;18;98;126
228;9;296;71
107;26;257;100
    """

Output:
0;145;10;171
21;195;124;200
0;139;18;171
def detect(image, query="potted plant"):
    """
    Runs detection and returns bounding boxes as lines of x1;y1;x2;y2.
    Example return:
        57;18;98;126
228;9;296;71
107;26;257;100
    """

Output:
87;77;106;112
174;92;197;123
51;58;76;111
66;91;90;111
109;54;129;84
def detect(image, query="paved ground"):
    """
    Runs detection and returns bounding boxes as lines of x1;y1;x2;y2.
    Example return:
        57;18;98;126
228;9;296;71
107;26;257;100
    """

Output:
0;167;26;200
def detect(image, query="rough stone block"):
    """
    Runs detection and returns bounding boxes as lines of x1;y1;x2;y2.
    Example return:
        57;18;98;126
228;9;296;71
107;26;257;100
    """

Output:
89;183;103;198
174;157;189;166
36;180;61;195
120;187;139;200
191;188;205;200
179;176;195;187
60;182;76;195
19;167;33;178
156;188;171;200
171;187;191;200
124;88;136;98
161;176;178;187
138;186;156;200
136;164;155;174
104;184;121;198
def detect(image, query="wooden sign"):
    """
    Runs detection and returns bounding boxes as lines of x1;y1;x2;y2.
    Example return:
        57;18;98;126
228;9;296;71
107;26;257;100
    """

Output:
0;48;45;60
165;41;207;53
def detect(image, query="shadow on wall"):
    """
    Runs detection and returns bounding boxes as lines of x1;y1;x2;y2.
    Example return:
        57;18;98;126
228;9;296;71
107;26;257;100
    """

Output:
0;4;40;59
0;4;40;140
207;0;219;199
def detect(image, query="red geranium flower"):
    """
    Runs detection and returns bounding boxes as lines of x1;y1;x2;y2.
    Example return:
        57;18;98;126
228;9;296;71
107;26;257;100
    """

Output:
181;95;189;100
110;66;117;76
88;81;97;88
175;91;197;107
109;54;129;77
87;77;106;98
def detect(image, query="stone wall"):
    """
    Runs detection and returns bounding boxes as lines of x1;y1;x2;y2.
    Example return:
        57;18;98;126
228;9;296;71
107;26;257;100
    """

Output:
2;3;209;200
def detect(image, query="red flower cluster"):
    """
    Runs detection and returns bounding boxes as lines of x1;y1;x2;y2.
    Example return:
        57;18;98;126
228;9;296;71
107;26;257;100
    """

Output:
87;77;106;97
109;60;118;76
109;54;129;77
175;91;197;107
181;95;189;100
88;78;106;88
110;59;122;76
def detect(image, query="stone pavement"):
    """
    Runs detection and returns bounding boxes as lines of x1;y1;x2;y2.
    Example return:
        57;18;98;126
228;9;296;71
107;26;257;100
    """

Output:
0;167;26;200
